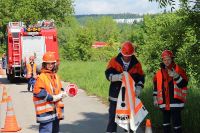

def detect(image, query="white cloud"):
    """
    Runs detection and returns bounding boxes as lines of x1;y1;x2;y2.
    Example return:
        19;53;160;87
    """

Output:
74;0;169;15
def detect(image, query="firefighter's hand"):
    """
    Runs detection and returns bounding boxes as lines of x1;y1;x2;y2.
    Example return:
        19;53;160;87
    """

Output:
153;96;158;107
135;86;142;97
109;74;122;82
168;69;179;78
61;91;68;99
52;93;63;102
26;74;31;79
33;75;37;79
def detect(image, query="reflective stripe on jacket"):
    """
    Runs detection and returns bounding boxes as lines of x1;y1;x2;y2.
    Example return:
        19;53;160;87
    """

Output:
33;71;64;123
154;64;188;110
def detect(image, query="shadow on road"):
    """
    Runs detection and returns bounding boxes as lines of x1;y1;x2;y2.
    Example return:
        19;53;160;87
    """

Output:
60;112;108;133
0;77;27;85
20;90;33;93
27;112;109;133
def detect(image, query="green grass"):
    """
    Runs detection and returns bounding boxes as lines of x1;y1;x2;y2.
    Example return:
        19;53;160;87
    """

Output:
58;61;199;132
58;61;109;102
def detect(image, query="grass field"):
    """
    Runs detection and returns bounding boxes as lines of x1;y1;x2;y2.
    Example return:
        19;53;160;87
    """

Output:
58;61;199;132
58;61;109;102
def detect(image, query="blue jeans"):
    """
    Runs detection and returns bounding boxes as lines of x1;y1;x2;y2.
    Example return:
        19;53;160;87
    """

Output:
2;58;6;69
27;77;36;91
39;119;60;133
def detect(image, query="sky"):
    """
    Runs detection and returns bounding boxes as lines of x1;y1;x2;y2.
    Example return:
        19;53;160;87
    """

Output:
74;0;174;15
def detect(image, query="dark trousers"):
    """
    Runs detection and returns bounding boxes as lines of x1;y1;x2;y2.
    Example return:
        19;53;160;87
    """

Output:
106;101;117;132
39;119;60;133
162;109;182;133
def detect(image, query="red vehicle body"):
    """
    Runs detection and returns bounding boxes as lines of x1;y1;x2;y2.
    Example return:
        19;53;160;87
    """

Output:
6;20;59;82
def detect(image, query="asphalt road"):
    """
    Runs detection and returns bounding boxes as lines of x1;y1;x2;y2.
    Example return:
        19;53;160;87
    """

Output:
0;72;144;133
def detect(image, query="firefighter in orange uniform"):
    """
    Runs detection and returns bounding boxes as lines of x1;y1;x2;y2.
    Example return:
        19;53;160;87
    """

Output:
26;56;37;91
153;50;188;133
33;52;68;133
105;41;145;133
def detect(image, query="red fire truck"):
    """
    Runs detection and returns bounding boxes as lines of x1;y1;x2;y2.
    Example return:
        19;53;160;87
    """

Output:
6;20;59;82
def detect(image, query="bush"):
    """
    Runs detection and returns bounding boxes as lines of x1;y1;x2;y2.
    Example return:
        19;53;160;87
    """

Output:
140;12;200;83
90;43;120;62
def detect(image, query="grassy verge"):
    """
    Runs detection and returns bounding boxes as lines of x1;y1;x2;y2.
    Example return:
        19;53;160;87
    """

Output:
58;61;109;103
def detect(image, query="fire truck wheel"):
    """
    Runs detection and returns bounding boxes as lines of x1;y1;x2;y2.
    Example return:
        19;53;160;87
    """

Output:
7;74;10;80
9;74;15;83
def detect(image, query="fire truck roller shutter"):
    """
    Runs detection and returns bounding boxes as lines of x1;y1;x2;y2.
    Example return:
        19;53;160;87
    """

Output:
21;36;46;73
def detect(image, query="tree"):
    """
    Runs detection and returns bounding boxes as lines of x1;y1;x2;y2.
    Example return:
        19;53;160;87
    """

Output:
149;0;199;9
83;16;120;44
0;0;74;44
147;0;200;83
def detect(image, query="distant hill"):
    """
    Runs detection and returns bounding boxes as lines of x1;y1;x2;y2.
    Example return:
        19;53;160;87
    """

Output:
75;13;144;24
75;13;143;19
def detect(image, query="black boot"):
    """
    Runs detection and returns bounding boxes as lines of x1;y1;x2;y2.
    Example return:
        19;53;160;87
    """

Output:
163;124;171;133
27;84;31;91
174;126;182;133
124;129;134;133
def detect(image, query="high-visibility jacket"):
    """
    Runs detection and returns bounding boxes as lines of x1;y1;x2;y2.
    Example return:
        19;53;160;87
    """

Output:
26;63;37;78
153;63;188;110
105;53;145;102
33;69;64;123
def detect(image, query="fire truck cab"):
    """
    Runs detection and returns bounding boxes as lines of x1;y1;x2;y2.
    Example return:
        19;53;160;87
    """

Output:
6;20;59;82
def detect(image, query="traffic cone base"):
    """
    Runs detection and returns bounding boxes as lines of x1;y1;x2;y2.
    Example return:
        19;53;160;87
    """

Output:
0;96;21;132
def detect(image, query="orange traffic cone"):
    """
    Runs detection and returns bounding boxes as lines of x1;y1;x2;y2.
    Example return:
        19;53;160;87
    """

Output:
0;86;8;103
145;119;153;133
0;67;5;75
0;96;21;132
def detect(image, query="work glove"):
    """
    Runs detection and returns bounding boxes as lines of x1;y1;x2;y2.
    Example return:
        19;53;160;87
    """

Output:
153;96;158;107
61;91;68;99
135;86;142;97
109;74;122;82
52;93;63;102
33;75;37;79
168;69;179;78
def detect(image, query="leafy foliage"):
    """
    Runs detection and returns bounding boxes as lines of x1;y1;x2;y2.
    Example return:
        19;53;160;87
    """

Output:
141;12;199;83
90;44;120;62
58;17;94;61
87;17;120;43
58;16;132;61
149;0;199;10
0;0;74;43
